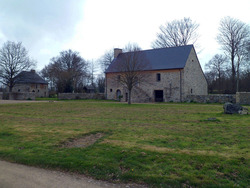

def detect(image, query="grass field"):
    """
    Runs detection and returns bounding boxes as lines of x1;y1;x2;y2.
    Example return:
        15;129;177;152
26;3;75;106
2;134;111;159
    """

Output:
0;100;249;187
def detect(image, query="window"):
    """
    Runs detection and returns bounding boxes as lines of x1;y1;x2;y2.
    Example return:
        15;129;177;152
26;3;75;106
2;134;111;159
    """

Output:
156;73;161;81
110;89;113;92
191;89;193;94
117;75;121;82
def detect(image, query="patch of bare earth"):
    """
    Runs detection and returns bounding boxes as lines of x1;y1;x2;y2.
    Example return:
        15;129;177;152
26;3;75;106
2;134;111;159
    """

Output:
63;133;105;148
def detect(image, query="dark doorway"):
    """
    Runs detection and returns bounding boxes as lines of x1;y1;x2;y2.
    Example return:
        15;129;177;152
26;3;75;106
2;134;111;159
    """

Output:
116;89;121;99
155;90;163;102
125;93;128;102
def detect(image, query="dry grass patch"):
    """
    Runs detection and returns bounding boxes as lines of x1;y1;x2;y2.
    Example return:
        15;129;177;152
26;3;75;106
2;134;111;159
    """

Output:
62;133;105;148
102;139;245;158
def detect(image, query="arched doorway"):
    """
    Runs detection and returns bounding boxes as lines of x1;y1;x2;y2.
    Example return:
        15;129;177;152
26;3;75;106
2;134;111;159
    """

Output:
116;89;121;100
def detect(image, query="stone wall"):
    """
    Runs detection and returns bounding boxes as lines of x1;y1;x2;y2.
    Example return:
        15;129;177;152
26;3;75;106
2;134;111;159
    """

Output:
183;48;208;97
186;94;236;103
3;92;36;100
12;83;48;98
106;70;183;103
236;92;250;105
58;93;105;100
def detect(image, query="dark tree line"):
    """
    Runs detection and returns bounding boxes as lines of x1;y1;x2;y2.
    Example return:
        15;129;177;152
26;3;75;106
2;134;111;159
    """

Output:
205;17;250;94
41;50;89;93
41;50;106;94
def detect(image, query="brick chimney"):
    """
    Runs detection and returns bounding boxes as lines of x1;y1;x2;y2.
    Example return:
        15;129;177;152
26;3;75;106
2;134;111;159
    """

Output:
114;48;122;58
31;69;36;73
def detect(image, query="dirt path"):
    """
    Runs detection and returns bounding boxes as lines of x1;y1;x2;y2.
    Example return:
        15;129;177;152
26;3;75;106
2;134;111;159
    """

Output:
0;160;146;188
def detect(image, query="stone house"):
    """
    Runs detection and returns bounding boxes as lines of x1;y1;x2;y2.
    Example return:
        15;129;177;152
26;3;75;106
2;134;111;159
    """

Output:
12;70;48;98
105;45;207;102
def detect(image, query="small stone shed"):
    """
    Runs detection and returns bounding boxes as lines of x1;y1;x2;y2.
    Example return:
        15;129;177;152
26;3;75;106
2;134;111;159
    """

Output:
12;70;48;98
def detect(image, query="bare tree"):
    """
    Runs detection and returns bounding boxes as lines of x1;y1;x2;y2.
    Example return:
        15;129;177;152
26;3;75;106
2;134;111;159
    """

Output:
41;63;57;91
112;43;150;104
205;54;227;92
0;41;36;92
246;41;250;61
41;50;88;93
99;49;114;73
88;60;97;86
96;75;105;93
217;17;250;92
152;17;199;48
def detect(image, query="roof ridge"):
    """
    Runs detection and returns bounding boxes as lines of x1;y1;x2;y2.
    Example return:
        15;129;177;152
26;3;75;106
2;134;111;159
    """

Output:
121;44;194;54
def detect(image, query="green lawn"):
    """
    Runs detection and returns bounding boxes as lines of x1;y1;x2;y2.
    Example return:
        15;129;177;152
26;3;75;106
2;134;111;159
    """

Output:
0;101;249;187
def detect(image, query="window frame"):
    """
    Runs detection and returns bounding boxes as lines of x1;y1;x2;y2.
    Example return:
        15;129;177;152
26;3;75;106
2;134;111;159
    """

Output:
156;73;161;82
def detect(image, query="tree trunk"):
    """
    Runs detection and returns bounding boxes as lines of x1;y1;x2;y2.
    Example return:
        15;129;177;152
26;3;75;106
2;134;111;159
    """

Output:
9;81;14;92
128;90;131;105
231;53;236;93
218;71;221;93
236;55;240;92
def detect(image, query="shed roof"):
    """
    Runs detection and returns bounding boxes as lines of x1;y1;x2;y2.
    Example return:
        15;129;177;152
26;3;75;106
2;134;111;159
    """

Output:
14;71;48;84
106;45;193;73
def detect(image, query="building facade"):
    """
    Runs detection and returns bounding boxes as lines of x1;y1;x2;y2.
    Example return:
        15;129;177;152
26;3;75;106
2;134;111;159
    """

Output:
12;70;49;98
105;45;207;103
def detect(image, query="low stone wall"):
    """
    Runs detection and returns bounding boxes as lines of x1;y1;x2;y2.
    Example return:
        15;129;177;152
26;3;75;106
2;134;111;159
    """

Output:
3;92;36;100
186;94;236;103
58;93;105;100
236;92;250;105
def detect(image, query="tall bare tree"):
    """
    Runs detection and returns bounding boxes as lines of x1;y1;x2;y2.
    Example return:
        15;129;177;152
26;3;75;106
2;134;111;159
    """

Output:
112;44;150;104
205;54;227;92
41;50;88;93
217;17;250;92
99;49;114;73
152;17;199;48
88;60;97;87
0;41;35;92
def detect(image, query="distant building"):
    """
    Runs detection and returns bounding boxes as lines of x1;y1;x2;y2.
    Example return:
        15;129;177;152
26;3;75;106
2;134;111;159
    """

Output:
12;70;48;98
105;45;207;102
83;85;96;93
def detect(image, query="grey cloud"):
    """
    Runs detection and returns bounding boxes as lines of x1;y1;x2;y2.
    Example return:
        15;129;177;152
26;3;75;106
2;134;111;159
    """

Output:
1;0;83;39
0;0;84;67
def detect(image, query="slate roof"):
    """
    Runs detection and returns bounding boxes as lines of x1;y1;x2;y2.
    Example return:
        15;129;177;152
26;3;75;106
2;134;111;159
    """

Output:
106;45;193;73
14;71;48;84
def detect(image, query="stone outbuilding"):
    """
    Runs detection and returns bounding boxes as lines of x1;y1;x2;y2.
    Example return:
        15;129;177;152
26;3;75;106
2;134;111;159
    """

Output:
12;70;48;98
105;45;207;102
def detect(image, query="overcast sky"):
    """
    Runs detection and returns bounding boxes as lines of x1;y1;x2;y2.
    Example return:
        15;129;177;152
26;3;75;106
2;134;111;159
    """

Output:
0;0;249;72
